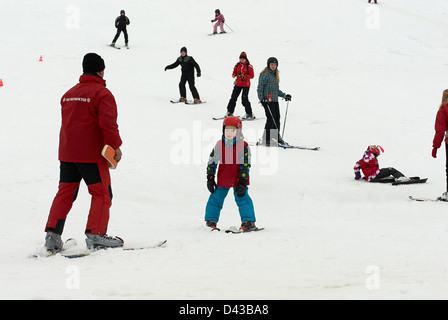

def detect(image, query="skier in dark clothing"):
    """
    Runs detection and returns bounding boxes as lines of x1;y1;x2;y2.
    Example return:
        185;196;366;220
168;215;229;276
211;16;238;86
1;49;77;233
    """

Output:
111;10;130;48
165;47;202;103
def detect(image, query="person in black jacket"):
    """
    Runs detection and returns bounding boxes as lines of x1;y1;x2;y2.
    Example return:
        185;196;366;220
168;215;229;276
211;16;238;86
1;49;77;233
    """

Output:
111;10;130;47
165;47;202;103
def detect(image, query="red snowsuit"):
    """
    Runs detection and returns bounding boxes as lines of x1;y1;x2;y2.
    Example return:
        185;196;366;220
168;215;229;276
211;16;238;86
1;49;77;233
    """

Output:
354;151;380;182
45;74;122;236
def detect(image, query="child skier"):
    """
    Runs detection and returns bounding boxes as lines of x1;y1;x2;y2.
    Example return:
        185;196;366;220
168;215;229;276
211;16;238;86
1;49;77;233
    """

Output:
211;9;225;34
205;116;257;231
225;51;255;120
354;145;410;182
110;10;130;48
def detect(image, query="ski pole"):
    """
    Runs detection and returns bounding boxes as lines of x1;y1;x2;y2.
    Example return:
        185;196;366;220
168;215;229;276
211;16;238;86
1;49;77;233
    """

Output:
282;100;290;139
224;22;234;32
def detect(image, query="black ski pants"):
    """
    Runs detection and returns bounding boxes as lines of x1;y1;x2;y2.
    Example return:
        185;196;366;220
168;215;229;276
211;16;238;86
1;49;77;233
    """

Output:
112;28;128;44
179;73;200;99
262;101;281;144
370;167;405;182
227;86;252;115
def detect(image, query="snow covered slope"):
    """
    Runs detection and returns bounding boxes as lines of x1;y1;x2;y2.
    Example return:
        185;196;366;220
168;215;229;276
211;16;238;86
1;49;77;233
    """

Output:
1;0;448;299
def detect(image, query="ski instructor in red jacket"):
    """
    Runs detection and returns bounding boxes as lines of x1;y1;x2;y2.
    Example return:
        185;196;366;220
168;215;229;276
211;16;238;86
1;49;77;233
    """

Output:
44;53;124;253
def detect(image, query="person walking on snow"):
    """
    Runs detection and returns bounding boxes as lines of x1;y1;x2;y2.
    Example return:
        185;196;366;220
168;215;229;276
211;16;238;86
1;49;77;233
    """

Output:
354;145;410;182
44;53;124;253
165;47;202;103
205;116;257;231
225;51;255;120
257;57;292;146
431;89;448;201
111;10;130;47
211;9;226;34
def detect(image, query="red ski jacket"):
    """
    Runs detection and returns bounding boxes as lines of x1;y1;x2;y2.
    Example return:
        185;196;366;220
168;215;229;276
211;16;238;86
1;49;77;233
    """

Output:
354;151;380;182
433;104;448;149
232;62;254;87
58;74;122;163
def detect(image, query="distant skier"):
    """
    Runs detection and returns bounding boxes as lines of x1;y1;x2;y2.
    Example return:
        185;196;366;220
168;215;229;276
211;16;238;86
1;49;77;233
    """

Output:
205;116;257;231
431;89;448;201
165;47;202;103
211;9;225;34
225;51;254;120
257;57;291;146
110;10;130;48
368;0;378;3
354;145;410;182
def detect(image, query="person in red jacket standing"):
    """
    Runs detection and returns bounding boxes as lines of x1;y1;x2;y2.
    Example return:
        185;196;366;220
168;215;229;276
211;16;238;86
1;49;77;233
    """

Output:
225;52;255;120
44;53;124;253
432;89;448;201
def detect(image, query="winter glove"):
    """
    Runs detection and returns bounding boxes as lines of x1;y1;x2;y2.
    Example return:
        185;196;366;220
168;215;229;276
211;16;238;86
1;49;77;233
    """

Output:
236;179;247;197
354;171;361;180
197;72;201;77
285;94;292;101
207;175;217;194
432;147;438;158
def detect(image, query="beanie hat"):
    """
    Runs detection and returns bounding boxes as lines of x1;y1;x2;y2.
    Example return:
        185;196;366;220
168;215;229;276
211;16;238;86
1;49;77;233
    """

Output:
82;53;105;74
239;51;247;60
180;47;187;54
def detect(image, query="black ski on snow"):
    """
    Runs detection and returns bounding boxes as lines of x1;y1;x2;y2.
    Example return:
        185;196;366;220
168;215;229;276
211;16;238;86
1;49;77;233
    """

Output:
371;176;420;183
108;44;120;50
207;32;228;36
212;116;262;121
107;44;129;50
251;141;320;151
185;101;206;105
392;178;427;186
170;100;206;105
409;196;442;202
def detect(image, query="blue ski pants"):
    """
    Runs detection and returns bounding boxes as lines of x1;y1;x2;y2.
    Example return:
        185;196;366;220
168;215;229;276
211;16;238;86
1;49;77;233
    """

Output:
205;186;256;222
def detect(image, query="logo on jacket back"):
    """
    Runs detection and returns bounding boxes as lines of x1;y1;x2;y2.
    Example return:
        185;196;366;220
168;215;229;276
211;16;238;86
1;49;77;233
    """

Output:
63;97;91;103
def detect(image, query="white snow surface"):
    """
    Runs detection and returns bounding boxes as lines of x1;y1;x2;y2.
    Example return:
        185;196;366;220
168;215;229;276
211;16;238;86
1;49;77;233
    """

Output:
1;0;448;300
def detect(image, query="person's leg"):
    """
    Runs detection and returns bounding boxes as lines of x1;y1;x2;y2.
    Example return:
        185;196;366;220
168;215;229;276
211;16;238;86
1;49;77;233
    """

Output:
233;188;256;222
77;162;112;235
205;187;230;222
227;86;242;114
45;162;82;235
241;86;252;115
179;74;188;99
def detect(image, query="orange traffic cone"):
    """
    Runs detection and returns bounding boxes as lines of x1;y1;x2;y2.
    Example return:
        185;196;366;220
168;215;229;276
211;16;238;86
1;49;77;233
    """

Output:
0;79;3;87
39;55;43;62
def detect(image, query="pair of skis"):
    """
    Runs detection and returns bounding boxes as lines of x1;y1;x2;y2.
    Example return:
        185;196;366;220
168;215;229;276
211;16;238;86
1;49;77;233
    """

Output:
209;226;264;234
371;176;428;186
409;196;447;202
171;100;206;105
108;44;129;50
250;140;320;151
31;239;167;259
212;116;262;121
